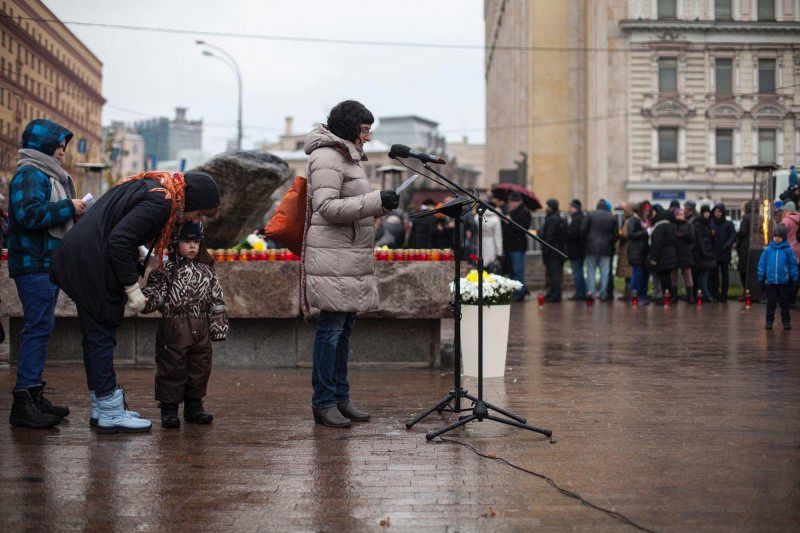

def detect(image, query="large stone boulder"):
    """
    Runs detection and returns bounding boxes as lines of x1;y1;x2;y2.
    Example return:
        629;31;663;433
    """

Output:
193;150;293;248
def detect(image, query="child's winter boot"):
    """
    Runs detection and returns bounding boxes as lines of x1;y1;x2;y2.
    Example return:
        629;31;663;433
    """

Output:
89;391;141;427
96;389;152;434
184;399;213;424
160;403;180;429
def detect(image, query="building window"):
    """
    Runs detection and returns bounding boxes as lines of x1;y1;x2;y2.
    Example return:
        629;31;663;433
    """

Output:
757;0;775;21
715;0;733;20
658;127;678;163
758;59;776;93
758;129;776;164
657;0;677;19
715;58;733;94
659;58;678;93
716;129;733;164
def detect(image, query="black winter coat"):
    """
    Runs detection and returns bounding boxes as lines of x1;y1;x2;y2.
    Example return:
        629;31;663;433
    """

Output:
51;178;171;327
692;217;717;272
408;215;437;249
649;220;678;272
566;211;585;260
504;204;532;253
736;213;752;273
673;220;694;268
625;215;649;266
540;212;567;262
582;209;618;256
711;217;736;263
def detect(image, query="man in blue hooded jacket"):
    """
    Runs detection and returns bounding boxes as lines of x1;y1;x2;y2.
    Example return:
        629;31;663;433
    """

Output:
7;119;85;429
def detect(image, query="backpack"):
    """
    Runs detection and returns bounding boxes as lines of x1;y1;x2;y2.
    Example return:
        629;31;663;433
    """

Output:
264;176;308;256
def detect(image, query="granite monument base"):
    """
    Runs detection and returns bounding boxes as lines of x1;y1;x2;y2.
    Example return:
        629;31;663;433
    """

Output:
9;317;439;369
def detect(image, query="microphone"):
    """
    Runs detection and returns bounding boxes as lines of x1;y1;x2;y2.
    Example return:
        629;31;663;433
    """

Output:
388;144;447;165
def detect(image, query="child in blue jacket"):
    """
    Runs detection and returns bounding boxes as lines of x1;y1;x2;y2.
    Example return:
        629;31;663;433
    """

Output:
758;225;799;330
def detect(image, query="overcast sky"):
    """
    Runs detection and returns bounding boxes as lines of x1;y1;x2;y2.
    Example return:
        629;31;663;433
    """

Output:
45;0;486;155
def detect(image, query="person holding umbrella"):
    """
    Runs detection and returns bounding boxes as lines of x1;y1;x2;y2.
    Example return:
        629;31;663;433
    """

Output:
491;184;540;299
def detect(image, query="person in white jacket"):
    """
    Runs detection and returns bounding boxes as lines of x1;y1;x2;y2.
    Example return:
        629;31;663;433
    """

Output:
480;205;504;271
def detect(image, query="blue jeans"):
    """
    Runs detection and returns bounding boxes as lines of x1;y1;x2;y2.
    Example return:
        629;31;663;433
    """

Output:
570;259;586;298
698;271;711;300
312;311;356;409
507;250;526;300
585;255;611;299
77;306;118;398
631;265;646;299
14;273;59;390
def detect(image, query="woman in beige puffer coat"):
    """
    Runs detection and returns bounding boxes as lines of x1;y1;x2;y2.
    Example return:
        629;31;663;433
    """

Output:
303;100;398;428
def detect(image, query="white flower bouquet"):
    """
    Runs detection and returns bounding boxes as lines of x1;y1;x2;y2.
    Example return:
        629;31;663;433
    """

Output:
450;269;523;306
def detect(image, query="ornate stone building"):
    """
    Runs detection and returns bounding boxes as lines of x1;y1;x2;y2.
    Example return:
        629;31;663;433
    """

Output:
0;0;104;184
623;0;800;205
485;0;800;206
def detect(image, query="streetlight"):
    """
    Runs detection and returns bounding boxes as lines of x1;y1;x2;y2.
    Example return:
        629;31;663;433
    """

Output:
196;39;243;151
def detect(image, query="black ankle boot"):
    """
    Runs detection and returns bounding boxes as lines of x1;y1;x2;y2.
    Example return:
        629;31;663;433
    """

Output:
9;389;61;428
184;399;213;424
337;401;370;422
313;407;351;428
160;403;180;429
29;382;69;419
783;321;792;330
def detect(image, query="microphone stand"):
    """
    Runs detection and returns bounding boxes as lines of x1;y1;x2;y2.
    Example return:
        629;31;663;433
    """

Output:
403;161;565;441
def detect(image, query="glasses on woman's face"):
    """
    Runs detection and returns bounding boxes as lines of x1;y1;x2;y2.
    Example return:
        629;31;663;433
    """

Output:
359;126;372;136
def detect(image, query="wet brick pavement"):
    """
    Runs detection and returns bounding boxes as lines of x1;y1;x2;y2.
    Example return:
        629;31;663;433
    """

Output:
0;300;798;531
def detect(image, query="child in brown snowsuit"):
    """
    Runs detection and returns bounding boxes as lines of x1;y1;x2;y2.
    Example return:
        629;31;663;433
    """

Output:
142;222;228;428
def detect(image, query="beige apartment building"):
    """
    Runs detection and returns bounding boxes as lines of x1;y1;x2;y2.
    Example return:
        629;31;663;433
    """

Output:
0;0;104;190
485;0;800;207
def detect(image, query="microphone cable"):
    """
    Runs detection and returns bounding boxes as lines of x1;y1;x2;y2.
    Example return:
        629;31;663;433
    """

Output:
436;435;658;533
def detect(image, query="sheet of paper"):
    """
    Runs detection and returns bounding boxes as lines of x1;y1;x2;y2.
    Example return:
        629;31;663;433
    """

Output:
82;193;95;209
395;174;418;194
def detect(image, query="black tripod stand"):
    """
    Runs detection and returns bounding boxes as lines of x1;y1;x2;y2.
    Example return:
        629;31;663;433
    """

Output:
403;164;562;441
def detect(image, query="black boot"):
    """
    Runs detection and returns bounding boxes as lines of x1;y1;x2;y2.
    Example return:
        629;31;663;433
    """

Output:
313;407;351;428
29;382;69;419
765;321;773;330
9;389;61;428
783;320;792;330
184;399;213;424
338;401;370;422
160;402;180;429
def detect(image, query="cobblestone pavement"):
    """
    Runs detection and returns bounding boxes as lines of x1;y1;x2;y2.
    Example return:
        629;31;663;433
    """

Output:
1;301;798;531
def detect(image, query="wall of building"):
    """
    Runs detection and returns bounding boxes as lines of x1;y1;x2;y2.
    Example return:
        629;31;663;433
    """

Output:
485;0;629;207
0;0;104;191
485;0;530;190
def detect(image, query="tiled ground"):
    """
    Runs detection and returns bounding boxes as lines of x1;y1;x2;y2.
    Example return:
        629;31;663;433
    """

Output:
1;300;798;531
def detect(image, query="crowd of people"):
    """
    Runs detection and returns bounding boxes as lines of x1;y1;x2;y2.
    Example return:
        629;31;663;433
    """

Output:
534;189;800;328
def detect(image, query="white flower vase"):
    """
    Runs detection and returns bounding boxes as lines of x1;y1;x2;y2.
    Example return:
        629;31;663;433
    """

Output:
460;303;510;378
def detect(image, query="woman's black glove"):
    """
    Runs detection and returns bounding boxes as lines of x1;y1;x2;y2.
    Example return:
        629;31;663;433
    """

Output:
380;190;399;210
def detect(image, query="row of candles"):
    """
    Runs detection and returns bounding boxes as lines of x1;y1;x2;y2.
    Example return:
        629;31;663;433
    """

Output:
204;248;456;262
374;248;454;261
0;248;455;263
209;249;299;262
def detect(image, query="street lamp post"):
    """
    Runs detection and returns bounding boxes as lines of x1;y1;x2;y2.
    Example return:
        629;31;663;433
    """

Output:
196;40;243;150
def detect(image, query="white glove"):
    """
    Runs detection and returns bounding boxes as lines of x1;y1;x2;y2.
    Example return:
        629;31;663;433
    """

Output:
124;284;146;313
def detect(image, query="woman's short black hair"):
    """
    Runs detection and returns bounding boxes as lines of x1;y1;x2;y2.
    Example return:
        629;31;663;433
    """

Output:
327;100;374;143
